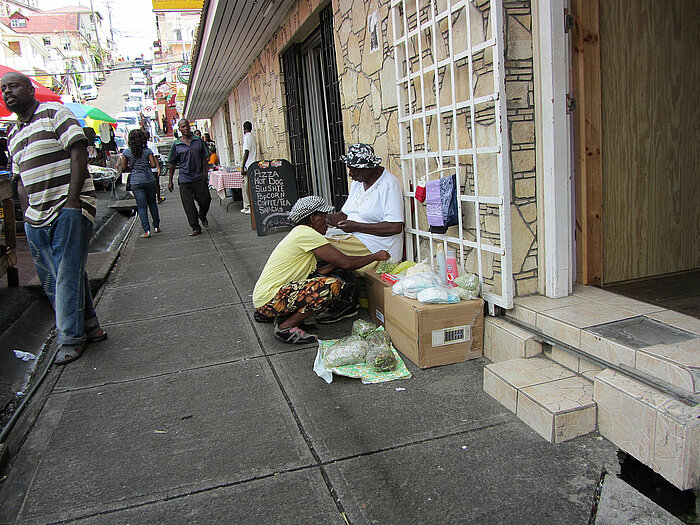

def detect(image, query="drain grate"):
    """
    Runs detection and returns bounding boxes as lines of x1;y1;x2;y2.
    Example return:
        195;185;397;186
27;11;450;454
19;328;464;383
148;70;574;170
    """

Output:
586;316;697;349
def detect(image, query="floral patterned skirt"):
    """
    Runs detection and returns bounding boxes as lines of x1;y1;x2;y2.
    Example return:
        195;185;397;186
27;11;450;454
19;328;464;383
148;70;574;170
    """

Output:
256;276;343;319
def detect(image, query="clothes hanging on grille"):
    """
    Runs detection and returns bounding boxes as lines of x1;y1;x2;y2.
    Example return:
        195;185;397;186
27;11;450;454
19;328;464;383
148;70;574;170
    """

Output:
428;174;459;234
425;178;444;228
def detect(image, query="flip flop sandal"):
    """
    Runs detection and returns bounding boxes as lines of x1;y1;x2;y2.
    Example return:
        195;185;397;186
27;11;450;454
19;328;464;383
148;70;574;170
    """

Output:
55;342;86;365
86;327;108;343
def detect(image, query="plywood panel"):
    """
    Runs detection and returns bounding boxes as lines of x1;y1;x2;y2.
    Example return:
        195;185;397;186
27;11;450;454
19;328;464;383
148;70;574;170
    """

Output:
600;0;700;284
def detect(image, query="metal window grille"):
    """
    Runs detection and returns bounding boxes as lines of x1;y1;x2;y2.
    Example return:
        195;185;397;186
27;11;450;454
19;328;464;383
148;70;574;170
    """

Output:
391;0;513;310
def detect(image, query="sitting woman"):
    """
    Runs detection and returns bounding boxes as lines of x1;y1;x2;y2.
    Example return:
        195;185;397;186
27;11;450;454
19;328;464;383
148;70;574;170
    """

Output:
253;196;390;344
320;143;404;323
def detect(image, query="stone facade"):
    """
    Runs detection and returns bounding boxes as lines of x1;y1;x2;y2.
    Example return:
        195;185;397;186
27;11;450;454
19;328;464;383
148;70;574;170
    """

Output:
214;0;538;300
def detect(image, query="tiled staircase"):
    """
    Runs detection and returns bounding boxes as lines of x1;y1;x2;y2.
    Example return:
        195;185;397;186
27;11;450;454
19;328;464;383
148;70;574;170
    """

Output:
482;284;700;491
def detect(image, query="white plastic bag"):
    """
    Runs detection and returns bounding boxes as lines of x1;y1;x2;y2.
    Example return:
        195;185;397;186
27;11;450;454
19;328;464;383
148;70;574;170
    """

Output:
401;272;441;295
417;285;460;304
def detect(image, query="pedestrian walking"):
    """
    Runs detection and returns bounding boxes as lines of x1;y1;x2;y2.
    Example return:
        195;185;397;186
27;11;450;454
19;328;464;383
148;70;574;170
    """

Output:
145;130;165;203
167;119;211;236
240;121;257;214
1;72;107;364
122;129;161;238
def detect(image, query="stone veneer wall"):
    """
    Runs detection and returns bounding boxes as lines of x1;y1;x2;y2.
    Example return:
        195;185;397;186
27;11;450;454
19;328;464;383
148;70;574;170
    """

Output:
332;0;538;296
222;0;538;297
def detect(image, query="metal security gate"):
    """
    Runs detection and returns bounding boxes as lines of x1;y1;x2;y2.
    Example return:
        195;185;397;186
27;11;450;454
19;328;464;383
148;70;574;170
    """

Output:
391;0;514;310
282;45;313;197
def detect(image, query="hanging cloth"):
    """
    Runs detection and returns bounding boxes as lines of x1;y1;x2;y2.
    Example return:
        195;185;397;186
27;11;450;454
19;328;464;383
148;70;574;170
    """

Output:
428;173;459;234
425;178;444;228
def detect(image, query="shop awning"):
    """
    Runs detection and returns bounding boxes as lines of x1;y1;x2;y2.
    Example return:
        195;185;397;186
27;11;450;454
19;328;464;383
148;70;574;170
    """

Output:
185;0;296;120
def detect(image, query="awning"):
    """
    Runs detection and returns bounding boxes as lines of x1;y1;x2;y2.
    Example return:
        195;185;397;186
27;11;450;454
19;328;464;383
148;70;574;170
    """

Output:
185;0;296;119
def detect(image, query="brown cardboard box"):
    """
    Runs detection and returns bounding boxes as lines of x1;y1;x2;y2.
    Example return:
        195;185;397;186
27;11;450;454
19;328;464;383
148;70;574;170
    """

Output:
365;271;391;326
384;293;484;368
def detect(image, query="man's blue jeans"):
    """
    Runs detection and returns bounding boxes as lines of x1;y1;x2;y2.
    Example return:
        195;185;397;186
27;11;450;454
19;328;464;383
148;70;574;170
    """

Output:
25;207;99;345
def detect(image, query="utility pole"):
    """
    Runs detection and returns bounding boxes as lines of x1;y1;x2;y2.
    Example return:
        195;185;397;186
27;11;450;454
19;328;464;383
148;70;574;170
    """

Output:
88;0;104;68
105;0;115;44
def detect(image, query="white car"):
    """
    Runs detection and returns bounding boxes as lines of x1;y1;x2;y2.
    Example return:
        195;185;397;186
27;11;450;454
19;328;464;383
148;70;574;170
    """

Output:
123;101;142;113
116;111;141;129
79;83;98;100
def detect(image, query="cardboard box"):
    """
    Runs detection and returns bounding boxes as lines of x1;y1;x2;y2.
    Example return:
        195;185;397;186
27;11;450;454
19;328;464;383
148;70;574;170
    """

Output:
384;294;484;368
365;270;391;326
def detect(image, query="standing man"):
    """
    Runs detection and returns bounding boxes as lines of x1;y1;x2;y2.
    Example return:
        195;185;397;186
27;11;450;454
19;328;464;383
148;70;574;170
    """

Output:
240;121;257;214
167;119;211;236
1;72;106;364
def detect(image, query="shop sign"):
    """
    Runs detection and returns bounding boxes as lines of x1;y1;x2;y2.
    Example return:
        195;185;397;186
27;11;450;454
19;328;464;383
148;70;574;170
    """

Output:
152;0;203;11
177;64;191;84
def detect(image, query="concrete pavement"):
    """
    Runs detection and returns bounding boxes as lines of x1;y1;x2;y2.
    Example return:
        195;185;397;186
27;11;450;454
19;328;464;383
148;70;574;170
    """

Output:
0;190;619;524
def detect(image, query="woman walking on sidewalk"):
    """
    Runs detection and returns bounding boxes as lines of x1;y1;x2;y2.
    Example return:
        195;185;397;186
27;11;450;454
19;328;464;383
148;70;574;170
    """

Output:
122;129;161;238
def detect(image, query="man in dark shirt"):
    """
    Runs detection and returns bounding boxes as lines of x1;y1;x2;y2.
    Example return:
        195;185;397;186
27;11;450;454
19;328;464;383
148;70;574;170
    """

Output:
168;119;211;236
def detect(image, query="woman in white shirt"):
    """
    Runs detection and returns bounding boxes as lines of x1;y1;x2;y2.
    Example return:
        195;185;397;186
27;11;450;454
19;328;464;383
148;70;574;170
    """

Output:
321;143;404;323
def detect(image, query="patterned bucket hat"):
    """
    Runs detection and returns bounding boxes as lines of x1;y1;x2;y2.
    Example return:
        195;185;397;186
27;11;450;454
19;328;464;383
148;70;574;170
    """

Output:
288;196;335;224
340;143;382;168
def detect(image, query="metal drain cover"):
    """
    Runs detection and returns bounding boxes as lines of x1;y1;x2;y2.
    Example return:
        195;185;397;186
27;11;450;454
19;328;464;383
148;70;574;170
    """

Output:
586;316;697;349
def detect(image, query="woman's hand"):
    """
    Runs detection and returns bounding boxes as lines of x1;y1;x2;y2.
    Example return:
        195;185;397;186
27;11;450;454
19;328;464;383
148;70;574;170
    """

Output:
337;219;359;233
374;250;391;261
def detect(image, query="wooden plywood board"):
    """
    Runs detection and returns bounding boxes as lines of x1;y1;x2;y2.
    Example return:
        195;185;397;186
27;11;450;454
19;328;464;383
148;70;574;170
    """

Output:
599;0;700;283
572;0;603;286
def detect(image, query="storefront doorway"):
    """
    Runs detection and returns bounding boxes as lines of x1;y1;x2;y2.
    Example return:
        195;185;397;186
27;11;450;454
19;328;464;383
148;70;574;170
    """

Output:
572;0;699;296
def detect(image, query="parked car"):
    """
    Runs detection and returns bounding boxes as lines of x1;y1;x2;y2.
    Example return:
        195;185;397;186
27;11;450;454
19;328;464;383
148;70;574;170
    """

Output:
116;111;140;128
123;101;142;113
79;83;98;100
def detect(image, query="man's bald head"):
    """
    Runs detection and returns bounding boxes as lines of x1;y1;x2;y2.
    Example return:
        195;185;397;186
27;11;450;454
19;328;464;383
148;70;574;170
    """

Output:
1;72;36;117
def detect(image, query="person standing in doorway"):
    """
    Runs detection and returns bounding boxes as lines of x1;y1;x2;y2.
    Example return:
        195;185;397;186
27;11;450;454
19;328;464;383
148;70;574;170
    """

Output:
1;72;107;364
167;119;211;236
240;121;257;214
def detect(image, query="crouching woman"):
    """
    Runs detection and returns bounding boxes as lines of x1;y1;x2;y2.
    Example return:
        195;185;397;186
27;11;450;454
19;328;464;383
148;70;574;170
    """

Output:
253;196;390;344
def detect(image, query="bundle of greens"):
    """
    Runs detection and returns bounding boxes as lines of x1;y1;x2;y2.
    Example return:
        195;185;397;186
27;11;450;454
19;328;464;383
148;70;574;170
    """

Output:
351;319;378;338
322;336;369;368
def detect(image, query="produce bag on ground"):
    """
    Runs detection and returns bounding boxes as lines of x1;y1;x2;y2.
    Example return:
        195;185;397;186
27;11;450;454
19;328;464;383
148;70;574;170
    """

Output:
321;335;369;368
351;319;378;338
314;328;411;384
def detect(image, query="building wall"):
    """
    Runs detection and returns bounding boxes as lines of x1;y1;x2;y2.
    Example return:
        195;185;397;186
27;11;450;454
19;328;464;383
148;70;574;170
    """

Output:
223;0;538;295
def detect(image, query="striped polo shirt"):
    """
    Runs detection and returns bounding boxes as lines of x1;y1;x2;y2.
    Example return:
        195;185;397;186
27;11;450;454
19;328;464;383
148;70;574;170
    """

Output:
8;102;96;227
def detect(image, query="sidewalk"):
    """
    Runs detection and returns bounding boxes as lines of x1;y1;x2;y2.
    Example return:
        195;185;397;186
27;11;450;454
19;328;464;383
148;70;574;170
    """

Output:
0;191;618;524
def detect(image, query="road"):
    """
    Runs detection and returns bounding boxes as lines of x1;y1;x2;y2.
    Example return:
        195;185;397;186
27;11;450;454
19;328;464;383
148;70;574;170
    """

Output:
93;65;132;117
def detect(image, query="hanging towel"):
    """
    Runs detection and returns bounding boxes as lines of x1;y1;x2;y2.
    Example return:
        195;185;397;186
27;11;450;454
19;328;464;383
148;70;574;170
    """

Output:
441;174;459;227
425;178;443;227
415;176;427;203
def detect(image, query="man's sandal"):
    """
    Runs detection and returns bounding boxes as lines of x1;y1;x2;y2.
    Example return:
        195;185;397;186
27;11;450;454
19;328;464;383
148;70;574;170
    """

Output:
54;342;86;365
86;327;108;343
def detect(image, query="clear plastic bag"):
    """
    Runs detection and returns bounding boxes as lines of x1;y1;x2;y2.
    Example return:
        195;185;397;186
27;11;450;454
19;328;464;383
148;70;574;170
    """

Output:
417;285;460;304
352;319;378;338
401;272;441;295
365;329;391;348
322;335;370;368
365;346;398;372
405;259;431;277
453;273;480;299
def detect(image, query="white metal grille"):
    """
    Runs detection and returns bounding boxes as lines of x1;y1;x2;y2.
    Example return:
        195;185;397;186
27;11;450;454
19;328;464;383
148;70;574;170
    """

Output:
391;0;513;309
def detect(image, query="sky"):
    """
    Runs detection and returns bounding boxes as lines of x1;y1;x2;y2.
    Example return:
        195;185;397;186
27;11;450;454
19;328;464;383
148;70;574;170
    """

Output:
39;0;158;60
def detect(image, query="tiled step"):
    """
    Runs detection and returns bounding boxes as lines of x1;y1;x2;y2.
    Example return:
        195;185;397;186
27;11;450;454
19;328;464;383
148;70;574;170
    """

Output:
505;287;700;395
595;369;700;491
484;316;542;363
484;358;597;443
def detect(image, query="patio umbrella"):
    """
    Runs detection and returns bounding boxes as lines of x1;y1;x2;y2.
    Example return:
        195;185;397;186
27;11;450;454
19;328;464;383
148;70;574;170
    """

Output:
0;65;62;117
64;103;117;132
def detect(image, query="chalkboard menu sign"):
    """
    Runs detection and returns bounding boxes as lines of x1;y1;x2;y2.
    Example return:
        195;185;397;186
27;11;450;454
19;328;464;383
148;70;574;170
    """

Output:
248;159;298;236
